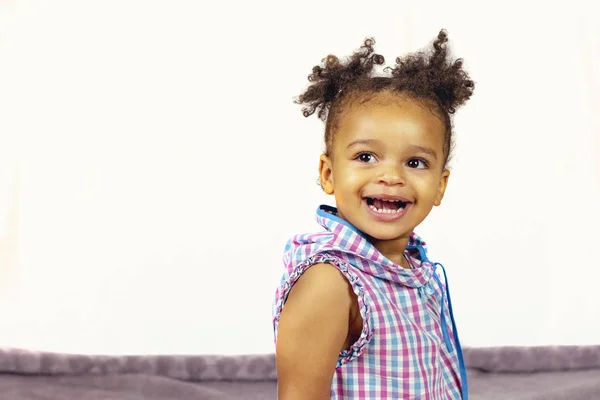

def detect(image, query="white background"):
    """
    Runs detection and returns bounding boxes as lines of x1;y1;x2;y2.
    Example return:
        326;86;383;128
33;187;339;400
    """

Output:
0;0;598;355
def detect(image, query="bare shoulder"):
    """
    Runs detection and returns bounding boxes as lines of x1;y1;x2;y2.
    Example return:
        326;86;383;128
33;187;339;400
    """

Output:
288;263;353;304
278;263;355;342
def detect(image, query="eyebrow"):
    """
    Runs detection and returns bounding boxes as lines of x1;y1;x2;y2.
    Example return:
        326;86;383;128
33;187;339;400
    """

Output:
407;145;438;160
347;139;381;149
347;140;438;160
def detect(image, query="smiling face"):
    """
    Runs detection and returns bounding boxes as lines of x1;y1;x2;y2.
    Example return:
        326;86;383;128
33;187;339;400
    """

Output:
319;91;450;262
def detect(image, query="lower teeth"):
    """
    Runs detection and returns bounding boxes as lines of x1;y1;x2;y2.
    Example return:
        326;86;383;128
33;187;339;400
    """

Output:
369;204;404;214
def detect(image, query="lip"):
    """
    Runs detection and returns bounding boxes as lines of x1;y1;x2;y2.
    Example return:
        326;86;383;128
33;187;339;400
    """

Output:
363;198;411;222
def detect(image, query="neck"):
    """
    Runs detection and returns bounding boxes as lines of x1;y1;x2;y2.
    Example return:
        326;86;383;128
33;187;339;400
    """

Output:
369;236;411;268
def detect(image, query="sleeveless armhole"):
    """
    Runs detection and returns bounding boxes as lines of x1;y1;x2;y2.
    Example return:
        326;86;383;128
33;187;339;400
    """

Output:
273;253;373;368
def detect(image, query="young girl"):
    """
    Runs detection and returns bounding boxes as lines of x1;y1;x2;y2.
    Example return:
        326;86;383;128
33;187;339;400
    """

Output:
272;30;474;399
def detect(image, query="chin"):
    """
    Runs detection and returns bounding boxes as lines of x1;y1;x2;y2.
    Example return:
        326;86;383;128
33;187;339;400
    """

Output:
362;228;410;242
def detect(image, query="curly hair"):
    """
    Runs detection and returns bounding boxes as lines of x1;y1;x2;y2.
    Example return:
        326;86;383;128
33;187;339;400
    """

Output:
295;29;474;168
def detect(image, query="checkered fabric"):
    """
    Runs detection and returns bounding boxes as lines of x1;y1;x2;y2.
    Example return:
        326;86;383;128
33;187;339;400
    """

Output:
273;205;467;399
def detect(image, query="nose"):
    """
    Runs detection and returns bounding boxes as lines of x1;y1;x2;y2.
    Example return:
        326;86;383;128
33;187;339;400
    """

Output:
377;163;405;186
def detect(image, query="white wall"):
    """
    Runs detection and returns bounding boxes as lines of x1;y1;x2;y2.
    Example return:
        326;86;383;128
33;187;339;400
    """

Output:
0;0;598;355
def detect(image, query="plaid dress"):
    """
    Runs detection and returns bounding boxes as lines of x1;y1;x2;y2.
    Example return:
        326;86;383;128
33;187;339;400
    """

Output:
273;205;468;399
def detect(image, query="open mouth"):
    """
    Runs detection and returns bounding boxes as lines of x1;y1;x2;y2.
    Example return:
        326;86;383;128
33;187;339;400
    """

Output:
365;197;408;214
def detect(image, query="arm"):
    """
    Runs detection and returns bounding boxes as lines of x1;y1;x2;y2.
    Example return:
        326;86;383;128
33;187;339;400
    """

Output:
276;263;355;400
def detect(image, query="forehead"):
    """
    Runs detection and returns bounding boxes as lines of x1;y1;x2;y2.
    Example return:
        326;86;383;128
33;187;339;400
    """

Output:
335;93;445;151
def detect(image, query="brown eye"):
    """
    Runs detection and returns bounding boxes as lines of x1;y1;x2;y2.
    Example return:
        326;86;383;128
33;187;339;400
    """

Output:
357;153;375;163
407;158;428;169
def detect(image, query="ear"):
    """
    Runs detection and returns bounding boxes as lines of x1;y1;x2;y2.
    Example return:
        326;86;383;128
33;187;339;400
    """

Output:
433;169;450;206
318;153;334;195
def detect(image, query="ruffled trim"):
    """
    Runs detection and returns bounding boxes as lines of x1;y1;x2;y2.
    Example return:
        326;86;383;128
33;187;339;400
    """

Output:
272;253;374;368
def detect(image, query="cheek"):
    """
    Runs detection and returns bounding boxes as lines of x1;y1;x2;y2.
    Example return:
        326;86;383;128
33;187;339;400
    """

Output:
413;176;443;200
333;163;364;187
341;173;363;188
